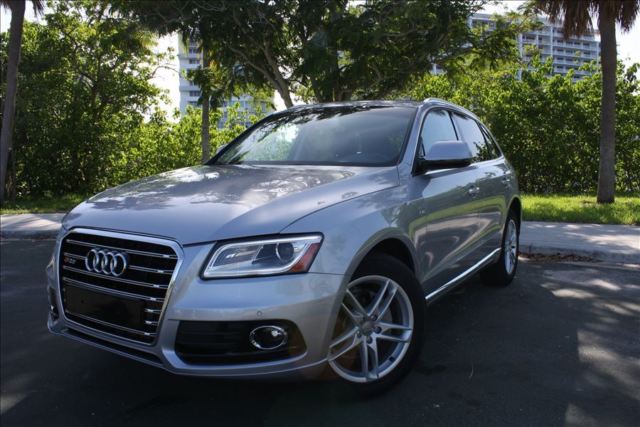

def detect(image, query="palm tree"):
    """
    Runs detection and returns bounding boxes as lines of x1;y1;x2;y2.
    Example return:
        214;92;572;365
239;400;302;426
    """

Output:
535;0;639;204
0;0;44;202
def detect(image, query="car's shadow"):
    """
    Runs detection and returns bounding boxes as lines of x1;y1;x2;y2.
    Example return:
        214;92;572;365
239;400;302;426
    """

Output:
1;247;638;427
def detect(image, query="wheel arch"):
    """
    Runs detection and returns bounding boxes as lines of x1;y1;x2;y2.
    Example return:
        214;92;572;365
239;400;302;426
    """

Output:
508;196;522;227
345;232;418;282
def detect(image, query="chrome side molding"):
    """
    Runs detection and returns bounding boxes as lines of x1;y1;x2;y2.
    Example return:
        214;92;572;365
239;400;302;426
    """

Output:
425;248;501;303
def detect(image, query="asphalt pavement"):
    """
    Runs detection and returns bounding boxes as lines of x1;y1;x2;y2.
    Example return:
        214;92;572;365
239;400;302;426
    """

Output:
1;239;639;427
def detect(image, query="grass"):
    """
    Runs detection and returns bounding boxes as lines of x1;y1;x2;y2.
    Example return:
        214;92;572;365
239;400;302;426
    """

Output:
1;193;638;226
522;194;640;226
0;194;87;215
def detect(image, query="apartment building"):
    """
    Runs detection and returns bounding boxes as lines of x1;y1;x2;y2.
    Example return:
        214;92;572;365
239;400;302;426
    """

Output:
475;13;600;77
433;13;601;78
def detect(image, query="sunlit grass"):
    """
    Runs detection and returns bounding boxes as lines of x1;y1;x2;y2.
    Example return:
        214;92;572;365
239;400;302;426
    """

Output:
522;194;640;225
0;194;86;215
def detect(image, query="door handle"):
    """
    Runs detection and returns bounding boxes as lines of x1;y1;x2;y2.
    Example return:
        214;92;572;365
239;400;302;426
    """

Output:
467;186;480;197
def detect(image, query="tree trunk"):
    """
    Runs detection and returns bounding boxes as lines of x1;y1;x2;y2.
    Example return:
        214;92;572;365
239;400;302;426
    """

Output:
201;98;211;162
200;49;211;163
277;83;294;108
0;0;26;203
596;5;617;204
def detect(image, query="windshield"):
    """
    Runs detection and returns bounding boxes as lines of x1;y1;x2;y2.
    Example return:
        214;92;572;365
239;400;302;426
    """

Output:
213;106;416;166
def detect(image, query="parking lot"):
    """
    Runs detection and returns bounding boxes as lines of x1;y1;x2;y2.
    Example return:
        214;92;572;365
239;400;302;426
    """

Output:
1;239;639;426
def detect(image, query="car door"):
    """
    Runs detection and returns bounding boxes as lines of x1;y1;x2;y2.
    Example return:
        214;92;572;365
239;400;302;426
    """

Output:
405;109;483;293
451;113;507;263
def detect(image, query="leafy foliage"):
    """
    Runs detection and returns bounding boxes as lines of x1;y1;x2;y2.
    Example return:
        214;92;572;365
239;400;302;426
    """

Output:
5;1;163;195
2;0;637;204
116;0;534;106
400;57;640;193
110;106;256;186
0;2;260;197
534;0;639;38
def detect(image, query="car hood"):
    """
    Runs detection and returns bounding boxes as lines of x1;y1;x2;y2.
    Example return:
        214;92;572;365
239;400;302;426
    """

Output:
64;164;399;244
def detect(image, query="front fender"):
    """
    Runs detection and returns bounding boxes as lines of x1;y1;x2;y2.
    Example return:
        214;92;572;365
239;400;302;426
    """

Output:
282;185;420;282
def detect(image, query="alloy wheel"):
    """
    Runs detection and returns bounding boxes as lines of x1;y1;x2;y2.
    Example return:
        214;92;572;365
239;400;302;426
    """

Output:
504;219;518;275
328;275;414;383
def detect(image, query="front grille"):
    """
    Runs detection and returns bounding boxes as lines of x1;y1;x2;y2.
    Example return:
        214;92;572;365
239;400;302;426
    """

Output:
65;327;163;366
59;231;179;344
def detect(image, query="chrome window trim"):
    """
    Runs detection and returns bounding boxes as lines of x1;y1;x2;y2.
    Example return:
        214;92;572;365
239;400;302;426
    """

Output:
411;106;459;175
424;247;501;303
56;227;184;347
449;112;502;165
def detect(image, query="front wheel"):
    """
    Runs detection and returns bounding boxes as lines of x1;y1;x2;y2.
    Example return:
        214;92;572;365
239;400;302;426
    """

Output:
481;210;519;286
327;254;425;394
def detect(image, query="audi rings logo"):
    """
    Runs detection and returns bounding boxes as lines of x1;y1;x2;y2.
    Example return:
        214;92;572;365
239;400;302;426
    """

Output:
85;248;129;277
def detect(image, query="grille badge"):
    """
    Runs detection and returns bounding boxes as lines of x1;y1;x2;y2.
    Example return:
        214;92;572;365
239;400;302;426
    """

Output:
85;248;129;277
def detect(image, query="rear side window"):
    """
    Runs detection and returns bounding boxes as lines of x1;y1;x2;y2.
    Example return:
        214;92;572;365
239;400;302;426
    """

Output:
420;110;458;154
452;113;499;162
480;125;502;158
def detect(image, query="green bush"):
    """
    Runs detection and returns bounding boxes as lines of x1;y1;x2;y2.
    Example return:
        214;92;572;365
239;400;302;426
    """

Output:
0;2;260;198
108;106;256;186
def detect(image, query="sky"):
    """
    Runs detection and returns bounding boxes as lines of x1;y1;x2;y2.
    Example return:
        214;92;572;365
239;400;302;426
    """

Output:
2;0;639;114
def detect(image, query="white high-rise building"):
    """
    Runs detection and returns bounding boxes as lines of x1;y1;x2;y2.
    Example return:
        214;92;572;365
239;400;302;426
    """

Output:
433;13;601;78
177;39;204;114
475;13;600;78
177;39;272;120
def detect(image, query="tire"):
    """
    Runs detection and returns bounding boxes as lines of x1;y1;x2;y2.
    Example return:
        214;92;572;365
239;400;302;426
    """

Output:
327;253;425;395
481;209;519;287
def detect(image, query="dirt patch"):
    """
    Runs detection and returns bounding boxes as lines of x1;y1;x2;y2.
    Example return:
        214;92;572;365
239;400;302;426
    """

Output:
520;253;596;263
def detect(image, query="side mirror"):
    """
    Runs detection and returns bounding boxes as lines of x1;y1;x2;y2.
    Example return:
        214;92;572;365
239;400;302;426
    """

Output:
416;141;472;173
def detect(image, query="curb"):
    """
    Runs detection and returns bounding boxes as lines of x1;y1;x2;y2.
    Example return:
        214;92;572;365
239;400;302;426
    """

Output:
1;213;65;241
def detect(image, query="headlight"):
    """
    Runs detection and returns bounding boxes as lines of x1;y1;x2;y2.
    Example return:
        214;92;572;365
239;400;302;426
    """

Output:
202;235;323;278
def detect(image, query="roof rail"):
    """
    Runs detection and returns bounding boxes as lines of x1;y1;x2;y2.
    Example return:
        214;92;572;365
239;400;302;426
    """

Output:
421;98;481;121
422;97;450;104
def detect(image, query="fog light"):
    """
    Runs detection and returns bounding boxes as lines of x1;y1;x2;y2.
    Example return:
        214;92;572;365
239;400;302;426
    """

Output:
249;325;288;350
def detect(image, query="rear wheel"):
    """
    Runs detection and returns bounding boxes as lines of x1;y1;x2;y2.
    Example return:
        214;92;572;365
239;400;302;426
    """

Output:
481;210;519;286
327;254;424;394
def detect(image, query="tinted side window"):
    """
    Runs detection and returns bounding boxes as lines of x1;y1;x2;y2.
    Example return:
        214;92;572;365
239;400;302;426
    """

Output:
420;110;457;154
452;113;497;162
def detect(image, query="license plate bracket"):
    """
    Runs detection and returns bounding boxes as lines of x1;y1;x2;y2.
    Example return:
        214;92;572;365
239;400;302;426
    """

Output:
64;285;144;330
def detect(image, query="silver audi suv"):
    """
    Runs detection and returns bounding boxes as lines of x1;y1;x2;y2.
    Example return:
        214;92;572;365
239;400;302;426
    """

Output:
47;99;520;392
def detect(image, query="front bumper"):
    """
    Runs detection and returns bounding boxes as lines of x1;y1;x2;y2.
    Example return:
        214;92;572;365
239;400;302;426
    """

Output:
47;235;345;378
